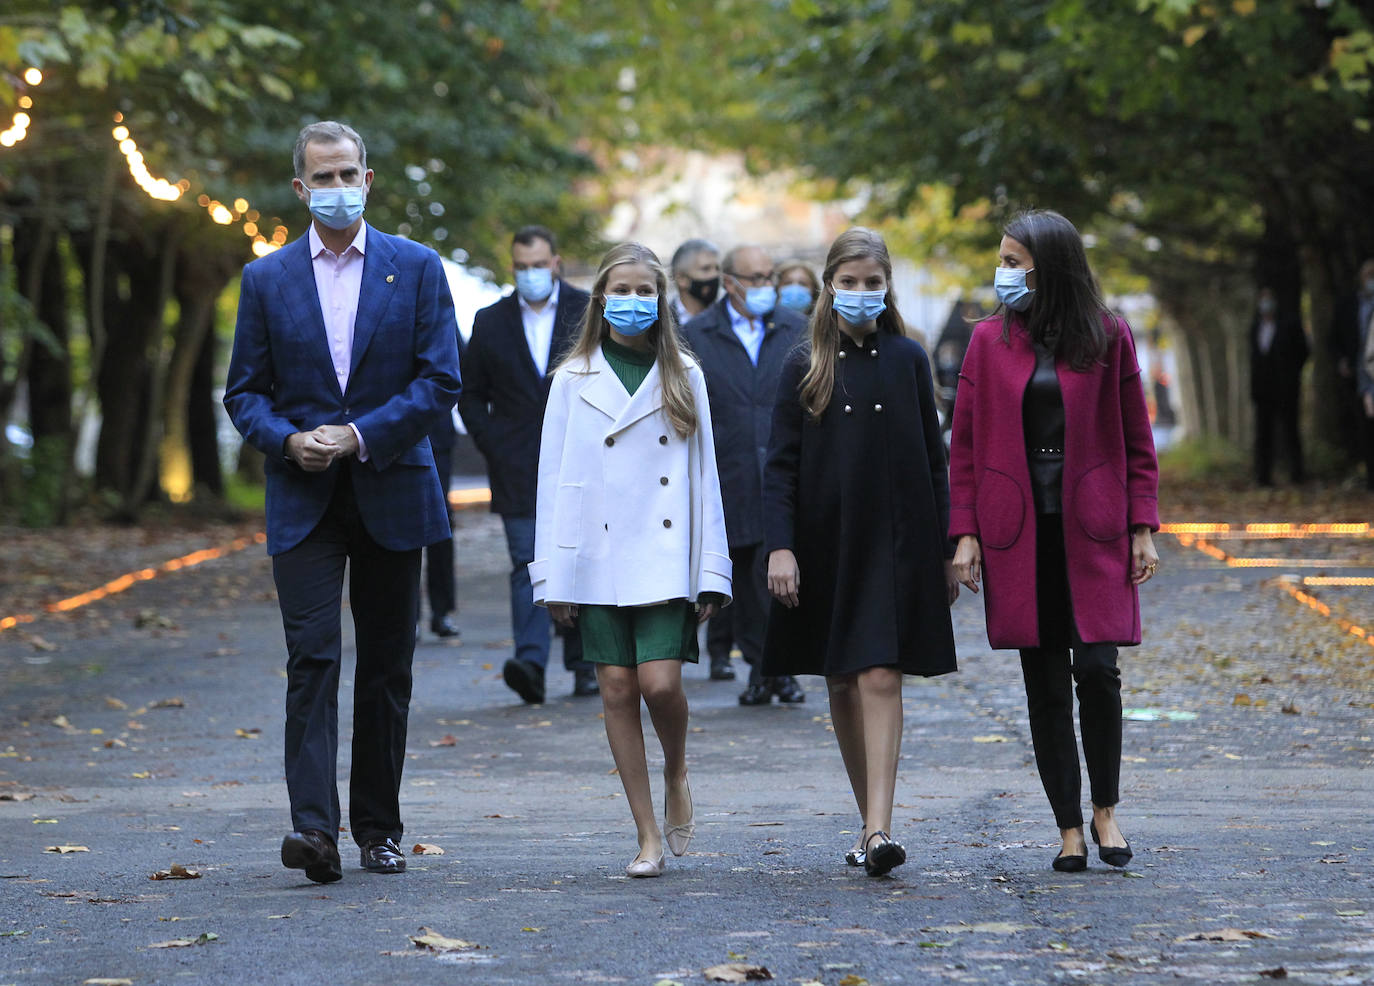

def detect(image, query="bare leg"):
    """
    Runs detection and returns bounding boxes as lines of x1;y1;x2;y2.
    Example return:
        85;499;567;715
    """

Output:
855;666;903;840
827;673;868;853
596;664;661;861
1091;803;1126;848
1059;825;1087;858
638;660;691;827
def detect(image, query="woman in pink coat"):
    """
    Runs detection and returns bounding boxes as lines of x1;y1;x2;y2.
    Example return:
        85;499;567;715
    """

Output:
949;210;1160;873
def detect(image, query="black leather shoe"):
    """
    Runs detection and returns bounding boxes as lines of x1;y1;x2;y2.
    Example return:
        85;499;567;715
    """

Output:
430;616;460;639
1052;851;1088;872
773;676;806;703
572;668;600;697
738;681;773;706
503;658;546;704
281;830;342;884
359;837;406;874
709;659;737;681
1090;821;1133;867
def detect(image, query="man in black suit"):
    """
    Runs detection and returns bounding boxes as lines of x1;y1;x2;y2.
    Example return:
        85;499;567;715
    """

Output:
458;226;597;702
684;244;808;707
1250;286;1308;486
422;408;460;638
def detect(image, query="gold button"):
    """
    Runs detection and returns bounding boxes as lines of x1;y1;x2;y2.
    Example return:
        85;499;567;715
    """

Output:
843;404;853;414
386;274;395;283
663;518;672;528
874;403;883;412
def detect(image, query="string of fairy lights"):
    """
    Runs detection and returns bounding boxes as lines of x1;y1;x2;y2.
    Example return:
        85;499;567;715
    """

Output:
3;66;286;255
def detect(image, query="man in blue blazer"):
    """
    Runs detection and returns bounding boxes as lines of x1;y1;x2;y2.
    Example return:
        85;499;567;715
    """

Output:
684;244;808;707
458;226;596;703
224;121;460;884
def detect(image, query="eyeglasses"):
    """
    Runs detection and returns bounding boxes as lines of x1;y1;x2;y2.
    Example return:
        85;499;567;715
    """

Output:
729;272;775;287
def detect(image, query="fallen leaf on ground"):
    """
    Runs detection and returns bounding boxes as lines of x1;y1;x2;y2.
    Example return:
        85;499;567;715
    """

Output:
1233;693;1252;706
408;927;481;953
926;922;1030;934
746;822;783;827
234;728;261;739
483;813;514;819
1336;909;1366;916
32;818;57;824
1281;703;1300;715
44;845;89;854
973;735;1009;743
1258;970;1288;980
703;963;774;982
83;979;134;985
521;926;541;932
147;932;218;948
52;715;72;729
838;976;869;986
26;634;56;652
149;698;184;709
1176;928;1274;943
429;735;457;747
104;697;128;710
1;793;36;801
411;844;444;855
149;864;200;880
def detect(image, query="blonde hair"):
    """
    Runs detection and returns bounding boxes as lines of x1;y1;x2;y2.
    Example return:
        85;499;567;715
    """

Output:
561;242;699;438
800;228;907;419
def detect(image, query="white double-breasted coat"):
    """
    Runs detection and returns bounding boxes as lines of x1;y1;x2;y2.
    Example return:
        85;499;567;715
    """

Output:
530;346;732;608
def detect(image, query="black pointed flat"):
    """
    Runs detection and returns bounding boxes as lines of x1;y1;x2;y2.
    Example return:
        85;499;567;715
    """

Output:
1090;821;1133;867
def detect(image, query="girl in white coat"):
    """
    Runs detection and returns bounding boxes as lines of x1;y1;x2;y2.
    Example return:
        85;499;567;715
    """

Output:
531;242;732;877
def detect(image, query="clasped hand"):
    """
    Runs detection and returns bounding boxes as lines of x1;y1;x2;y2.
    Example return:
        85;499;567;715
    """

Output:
286;425;359;472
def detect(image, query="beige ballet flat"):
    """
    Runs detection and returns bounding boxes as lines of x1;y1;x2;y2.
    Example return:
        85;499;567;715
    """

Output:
626;850;665;878
665;777;695;857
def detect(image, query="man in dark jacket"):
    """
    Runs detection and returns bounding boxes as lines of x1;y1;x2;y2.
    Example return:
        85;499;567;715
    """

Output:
422;406;460;638
684;244;808;706
458;226;596;702
1249;286;1308;486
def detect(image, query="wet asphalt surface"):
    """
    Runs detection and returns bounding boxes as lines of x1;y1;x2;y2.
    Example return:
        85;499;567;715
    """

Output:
0;509;1372;985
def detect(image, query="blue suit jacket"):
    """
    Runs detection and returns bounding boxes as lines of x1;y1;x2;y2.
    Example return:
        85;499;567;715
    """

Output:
224;225;462;555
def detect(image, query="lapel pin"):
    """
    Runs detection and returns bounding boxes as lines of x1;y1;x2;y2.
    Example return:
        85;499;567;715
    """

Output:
386;274;395;283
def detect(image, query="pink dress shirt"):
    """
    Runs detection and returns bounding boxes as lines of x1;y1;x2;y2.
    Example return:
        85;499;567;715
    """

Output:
308;222;370;460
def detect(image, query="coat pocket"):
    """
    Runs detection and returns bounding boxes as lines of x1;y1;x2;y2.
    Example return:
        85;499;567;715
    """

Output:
1073;462;1128;542
553;484;583;549
974;468;1025;550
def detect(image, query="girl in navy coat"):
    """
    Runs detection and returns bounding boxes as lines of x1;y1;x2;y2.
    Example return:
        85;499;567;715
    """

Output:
532;242;732;877
763;228;959;877
949;210;1160;872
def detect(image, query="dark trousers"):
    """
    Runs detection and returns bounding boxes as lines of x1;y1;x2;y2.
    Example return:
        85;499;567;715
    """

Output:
502;514;587;672
272;469;421;847
1362;407;1374;491
728;542;769;686
1018;513;1122;830
1254;397;1304;485
706;606;733;664
424;446;456;619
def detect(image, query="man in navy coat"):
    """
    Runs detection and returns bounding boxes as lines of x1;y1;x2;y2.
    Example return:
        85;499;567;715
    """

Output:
458;226;596;703
684;244;808;706
224;121;461;883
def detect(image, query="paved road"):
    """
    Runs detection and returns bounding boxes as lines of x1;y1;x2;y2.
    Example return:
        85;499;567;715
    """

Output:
0;511;1371;985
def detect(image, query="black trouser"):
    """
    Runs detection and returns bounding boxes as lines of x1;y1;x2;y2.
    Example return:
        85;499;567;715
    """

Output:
1018;513;1121;830
1253;397;1304;485
272;468;421;847
706;606;733;664
424;446;456;620
727;543;770;685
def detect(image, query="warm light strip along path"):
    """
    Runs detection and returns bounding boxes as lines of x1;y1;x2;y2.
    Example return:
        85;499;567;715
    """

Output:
1;489;494;635
1170;529;1374;651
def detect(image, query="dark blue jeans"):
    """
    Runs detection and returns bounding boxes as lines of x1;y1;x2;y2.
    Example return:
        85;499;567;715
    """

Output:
502;514;585;671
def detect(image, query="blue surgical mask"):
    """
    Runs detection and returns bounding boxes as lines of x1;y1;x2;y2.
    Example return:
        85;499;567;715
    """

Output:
515;267;554;303
994;266;1035;312
603;294;659;336
744;285;777;316
779;283;813;311
306;184;367;230
832;288;887;325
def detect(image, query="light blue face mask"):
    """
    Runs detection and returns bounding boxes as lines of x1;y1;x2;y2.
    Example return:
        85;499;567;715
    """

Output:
515;267;554;303
603;294;659;336
832;288;887;325
778;283;813;311
744;285;777;316
306;184;367;230
994;266;1036;312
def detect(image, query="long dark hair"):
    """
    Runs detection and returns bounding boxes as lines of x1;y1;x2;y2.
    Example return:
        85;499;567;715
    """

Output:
800;228;908;418
999;210;1112;370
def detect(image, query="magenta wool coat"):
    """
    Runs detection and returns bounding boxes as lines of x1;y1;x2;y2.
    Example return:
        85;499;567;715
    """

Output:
948;314;1159;649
